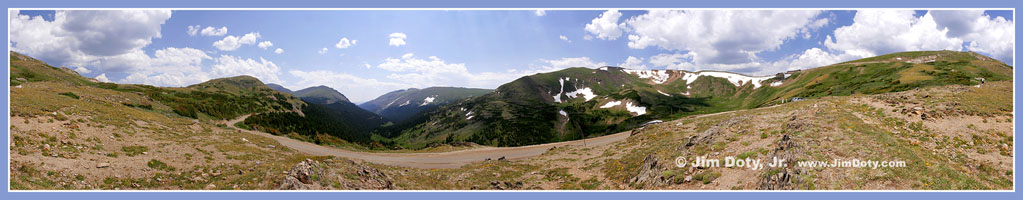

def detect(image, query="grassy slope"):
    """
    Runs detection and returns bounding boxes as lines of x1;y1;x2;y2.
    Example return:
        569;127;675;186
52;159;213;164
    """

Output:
388;51;1013;149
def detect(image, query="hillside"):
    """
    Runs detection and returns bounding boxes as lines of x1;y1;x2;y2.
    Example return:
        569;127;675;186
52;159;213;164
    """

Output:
9;50;1013;190
242;84;388;144
359;87;493;123
386;50;1013;148
291;86;350;105
266;83;293;93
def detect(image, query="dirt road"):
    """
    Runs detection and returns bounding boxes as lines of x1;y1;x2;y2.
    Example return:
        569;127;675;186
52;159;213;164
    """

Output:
225;114;631;169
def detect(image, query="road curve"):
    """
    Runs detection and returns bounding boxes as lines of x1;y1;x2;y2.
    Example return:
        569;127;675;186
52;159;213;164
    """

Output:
224;114;631;169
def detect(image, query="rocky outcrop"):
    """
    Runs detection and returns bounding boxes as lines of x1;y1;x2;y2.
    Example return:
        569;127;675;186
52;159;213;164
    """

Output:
277;158;395;190
758;115;807;190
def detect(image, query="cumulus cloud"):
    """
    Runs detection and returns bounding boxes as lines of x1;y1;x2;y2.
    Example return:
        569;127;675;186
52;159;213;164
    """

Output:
540;57;608;70
335;37;356;49
646;48;859;75
931;10;1014;62
648;52;695;70
388;32;407;46
118;47;213;86
535;10;546;16
212;32;261;51
187;25;200;36
209;55;283;84
287;70;409;103
274;48;284;54
74;66;92;74
559;35;571;43
584;10;626;40
94;73;111;82
200;26;228;36
10;10;172;72
618;56;647;69
826;10;1013;63
378;54;530;91
318;47;328;54
258;41;273;49
622;10;823;65
825;10;961;59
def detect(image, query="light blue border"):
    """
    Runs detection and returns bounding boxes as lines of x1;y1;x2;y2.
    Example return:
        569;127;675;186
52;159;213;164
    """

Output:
1;0;1020;199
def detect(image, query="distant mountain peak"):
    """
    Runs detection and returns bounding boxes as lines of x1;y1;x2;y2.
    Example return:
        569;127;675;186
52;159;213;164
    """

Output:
293;85;351;104
266;83;293;93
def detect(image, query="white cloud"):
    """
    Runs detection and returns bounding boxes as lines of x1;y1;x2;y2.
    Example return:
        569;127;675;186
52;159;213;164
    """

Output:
118;47;213;86
542;57;607;69
932;10;1014;62
74;66;92;74
209;55;282;84
200;26;228;36
258;41;273;49
187;25;200;36
535;10;546;16
648;52;695;70
823;10;1013;63
559;35;571;43
274;48;284;54
646;48;851;75
287;70;410;103
619;56;647;69
388;32;407;46
335;37;356;49
94;73;111;82
825;10;962;59
318;47;328;54
212;32;261;51
378;54;530;90
10;10;172;72
584;10;625;40
622;10;823;65
784;48;852;71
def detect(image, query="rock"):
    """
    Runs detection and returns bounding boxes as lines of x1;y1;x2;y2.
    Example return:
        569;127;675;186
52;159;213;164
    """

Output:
43;144;51;151
241;138;249;143
684;175;693;183
629;155;666;187
266;145;276;148
204;183;217;190
96;163;110;168
497;156;506;161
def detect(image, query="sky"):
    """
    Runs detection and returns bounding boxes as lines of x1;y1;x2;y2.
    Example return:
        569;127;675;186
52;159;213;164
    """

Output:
8;9;1015;103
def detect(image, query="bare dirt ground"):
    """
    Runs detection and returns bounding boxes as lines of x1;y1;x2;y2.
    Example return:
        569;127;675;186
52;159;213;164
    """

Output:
225;114;630;169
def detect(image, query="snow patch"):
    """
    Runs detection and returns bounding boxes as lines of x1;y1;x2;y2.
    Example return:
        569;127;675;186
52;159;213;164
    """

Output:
420;96;436;106
624;69;671;84
465;111;474;120
770;81;783;87
657;90;671;96
553;77;566;103
399;100;410;106
565;87;597;101
600;101;622;108
681;71;773;89
625;102;647;115
559;110;568;117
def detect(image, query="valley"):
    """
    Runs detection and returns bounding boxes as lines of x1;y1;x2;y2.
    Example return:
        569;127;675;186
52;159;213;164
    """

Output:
8;50;1014;190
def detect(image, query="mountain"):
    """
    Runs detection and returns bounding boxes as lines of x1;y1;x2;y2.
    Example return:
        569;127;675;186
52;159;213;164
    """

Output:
245;84;388;143
9;51;382;146
266;83;293;93
359;87;493;122
292;85;350;104
385;50;1013;148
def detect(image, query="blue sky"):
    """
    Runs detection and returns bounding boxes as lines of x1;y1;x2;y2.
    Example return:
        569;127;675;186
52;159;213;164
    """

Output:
9;10;1014;102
